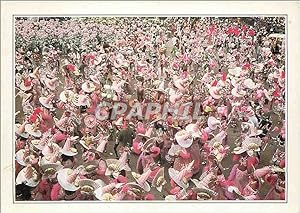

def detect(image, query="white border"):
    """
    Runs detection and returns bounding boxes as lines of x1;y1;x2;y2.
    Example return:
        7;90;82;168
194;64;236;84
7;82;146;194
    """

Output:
1;1;300;213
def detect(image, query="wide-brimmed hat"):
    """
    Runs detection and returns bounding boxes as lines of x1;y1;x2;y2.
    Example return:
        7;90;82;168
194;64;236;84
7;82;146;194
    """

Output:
243;78;256;90
39;94;54;109
155;80;166;94
228;67;242;77
231;86;246;98
207;116;221;130
72;94;90;107
30;132;50;151
54;116;69;132
151;167;166;192
78;179;100;195
57;167;83;191
82;81;96;93
141;137;157;153
94;182;117;201
90;72;101;84
59;90;75;103
16;165;40;187
175;130;193;148
40;163;63;179
79;136;93;150
15;122;29;138
42;142;61;157
60;136;79;156
168;161;194;189
193;187;217;200
138;127;153;139
19;78;33;91
185;123;201;138
84;115;97;128
25;123;42;138
209;86;222;99
247;121;263;137
44;77;59;91
105;152;131;178
15;148;37;166
233;136;262;156
131;169;152;192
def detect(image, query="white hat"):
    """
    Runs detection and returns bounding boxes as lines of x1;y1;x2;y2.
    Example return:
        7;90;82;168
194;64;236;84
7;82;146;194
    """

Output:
168;161;194;189
25;123;42;138
131;169;152;192
59;90;75;103
207;117;221;130
15;122;29;138
39;94;54;109
60;137;79;156
231;86;246;98
175;130;193;148
16;165;40;187
82;81;96;93
57;167;82;191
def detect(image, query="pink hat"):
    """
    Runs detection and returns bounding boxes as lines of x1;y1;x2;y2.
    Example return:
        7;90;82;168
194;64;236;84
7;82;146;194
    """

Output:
217;106;228;117
42;142;61;156
90;72;101;84
151;167;166;192
96;136;109;153
138;127;153;139
19;78;33;91
185;123;201;138
45;77;58;91
132;169;152;192
39;94;54;109
73;94;90;107
175;130;193;148
57;167;82;191
54;116;69;132
209;86;222;99
231;86;246;98
207;116;221;130
84;115;97;128
16;164;40;187
25;123;42;138
168;161;194;189
15;121;29;138
61;136;79;156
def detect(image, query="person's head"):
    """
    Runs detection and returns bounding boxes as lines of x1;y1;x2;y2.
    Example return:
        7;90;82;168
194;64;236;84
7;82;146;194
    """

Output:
61;154;75;168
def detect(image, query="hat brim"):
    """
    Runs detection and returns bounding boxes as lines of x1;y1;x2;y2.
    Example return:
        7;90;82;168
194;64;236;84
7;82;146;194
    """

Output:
82;83;96;93
15;149;27;166
59;90;75;103
79;140;91;150
25;124;42;138
39;97;53;109
19;82;33;91
16;167;40;187
41;143;61;156
45;79;57;91
15;124;29;138
132;175;151;192
168;168;189;189
57;168;80;191
54;118;67;132
185;124;201;138
30;139;45;151
60;148;78;156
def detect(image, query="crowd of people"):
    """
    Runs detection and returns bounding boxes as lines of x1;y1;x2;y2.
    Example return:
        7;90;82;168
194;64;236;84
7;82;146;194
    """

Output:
15;17;286;201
